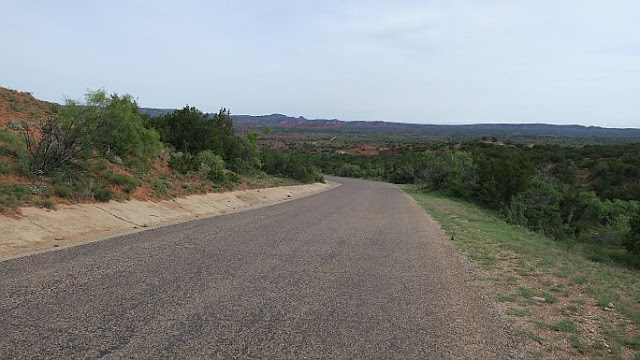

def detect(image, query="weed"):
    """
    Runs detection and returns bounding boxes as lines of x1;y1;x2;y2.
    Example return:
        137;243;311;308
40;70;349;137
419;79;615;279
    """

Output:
624;335;640;349
495;293;517;302
567;304;580;313
552;319;578;333
570;275;587;285
506;308;530;317
568;334;585;353
515;329;542;343
0;160;10;174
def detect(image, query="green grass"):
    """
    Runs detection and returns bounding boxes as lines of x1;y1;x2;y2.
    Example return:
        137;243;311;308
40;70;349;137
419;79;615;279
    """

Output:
550;319;579;333
506;307;531;317
401;185;640;358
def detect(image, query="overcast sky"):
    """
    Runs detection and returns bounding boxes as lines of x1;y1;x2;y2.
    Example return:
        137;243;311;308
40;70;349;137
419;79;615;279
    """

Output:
1;1;639;127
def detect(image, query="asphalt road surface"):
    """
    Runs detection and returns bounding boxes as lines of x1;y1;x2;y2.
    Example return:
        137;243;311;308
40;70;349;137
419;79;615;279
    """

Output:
0;177;522;359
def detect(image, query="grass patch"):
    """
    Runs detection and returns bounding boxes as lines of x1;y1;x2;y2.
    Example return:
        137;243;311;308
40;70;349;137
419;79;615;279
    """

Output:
550;319;578;333
506;307;531;317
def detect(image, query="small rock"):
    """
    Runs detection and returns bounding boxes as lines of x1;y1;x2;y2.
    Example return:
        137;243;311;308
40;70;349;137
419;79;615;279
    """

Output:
54;237;64;241
53;244;59;247
607;302;615;308
603;307;613;312
531;296;546;302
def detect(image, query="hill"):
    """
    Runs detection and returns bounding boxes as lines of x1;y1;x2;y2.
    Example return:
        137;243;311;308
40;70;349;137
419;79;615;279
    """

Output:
138;108;640;141
0;87;58;127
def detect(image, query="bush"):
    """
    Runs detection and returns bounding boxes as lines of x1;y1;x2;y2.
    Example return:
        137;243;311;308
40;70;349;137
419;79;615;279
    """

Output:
54;184;73;199
149;107;234;156
0;160;10;174
0;128;24;153
0;184;29;209
21;115;94;174
625;211;640;254
81;90;162;158
197;150;226;182
106;172;141;193
335;163;365;178
169;152;200;174
150;178;169;197
93;187;113;202
20;90;162;174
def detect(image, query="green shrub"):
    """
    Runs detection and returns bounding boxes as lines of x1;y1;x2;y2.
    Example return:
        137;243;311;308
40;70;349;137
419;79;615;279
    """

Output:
0;128;23;155
54;184;73;198
550;319;578;333
106;172;141;193
0;184;29;209
169;152;200;174
197;150;226;182
93;187;113;202
35;199;56;209
625;211;640;254
93;159;109;172
82;90;162;158
150;178;169;197
222;170;241;184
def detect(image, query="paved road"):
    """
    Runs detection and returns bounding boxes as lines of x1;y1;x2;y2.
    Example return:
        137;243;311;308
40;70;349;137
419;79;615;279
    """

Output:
0;177;521;359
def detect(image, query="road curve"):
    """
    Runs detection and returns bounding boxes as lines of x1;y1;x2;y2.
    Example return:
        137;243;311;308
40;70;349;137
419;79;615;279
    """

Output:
0;177;521;359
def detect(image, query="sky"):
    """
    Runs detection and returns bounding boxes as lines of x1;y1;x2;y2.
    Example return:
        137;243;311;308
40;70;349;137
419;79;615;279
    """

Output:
1;0;639;128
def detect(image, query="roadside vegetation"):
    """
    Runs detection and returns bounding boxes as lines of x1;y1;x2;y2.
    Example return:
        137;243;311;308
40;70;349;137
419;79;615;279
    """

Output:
0;87;322;213
404;187;640;359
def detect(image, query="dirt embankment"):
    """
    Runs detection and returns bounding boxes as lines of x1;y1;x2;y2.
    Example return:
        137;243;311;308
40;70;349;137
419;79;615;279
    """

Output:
0;181;338;261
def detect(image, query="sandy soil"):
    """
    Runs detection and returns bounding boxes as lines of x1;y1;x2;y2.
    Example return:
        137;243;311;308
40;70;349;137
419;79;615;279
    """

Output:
0;181;338;261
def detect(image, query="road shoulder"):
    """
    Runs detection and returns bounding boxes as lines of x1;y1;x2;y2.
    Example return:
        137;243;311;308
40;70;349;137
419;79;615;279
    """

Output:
0;181;339;261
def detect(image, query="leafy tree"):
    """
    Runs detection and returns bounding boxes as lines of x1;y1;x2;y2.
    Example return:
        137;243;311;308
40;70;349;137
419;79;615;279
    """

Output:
85;90;161;158
22;90;162;174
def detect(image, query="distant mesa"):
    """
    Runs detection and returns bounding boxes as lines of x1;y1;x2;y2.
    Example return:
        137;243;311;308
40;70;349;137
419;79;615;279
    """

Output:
135;107;640;140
